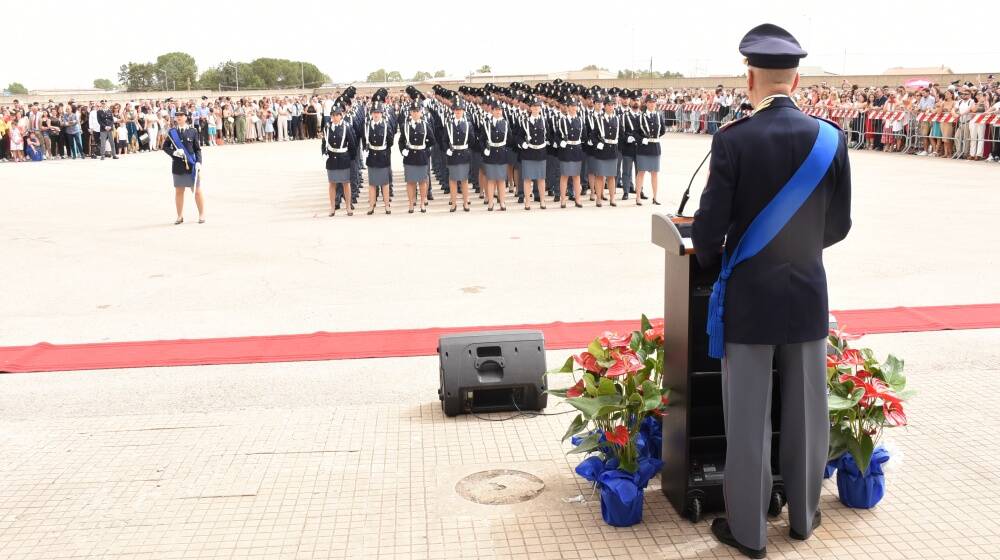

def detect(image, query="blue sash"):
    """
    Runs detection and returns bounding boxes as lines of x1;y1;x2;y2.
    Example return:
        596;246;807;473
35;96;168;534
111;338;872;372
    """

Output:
706;121;839;359
169;128;197;178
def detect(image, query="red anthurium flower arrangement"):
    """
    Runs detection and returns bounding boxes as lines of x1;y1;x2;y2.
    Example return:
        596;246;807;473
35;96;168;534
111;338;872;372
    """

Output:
827;327;912;475
546;315;671;474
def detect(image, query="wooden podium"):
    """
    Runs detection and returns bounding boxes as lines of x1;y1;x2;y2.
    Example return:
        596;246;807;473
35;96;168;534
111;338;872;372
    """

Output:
651;214;786;523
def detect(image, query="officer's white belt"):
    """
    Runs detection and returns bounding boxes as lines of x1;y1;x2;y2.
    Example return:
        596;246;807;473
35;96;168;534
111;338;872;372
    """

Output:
488;141;506;148
602;139;619;144
564;140;582;145
406;145;426;150
645;138;660;143
369;145;388;151
526;142;547;150
329;147;348;153
451;144;469;150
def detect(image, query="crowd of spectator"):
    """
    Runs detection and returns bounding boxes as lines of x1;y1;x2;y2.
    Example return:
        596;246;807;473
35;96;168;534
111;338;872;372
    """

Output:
654;75;1000;162
0;94;333;163
3;77;999;164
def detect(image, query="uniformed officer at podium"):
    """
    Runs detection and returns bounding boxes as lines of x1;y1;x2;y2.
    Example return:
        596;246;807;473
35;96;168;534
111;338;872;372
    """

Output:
691;23;852;559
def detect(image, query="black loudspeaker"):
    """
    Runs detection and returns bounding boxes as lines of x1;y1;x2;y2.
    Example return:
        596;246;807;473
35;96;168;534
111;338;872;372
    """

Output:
437;330;548;417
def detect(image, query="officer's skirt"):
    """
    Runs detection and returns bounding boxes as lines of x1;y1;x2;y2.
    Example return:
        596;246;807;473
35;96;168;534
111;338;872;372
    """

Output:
327;168;350;183
636;154;660;173
591;157;617;178
520;160;546;181
368;166;391;187
586;155;599;175
447;164;470;182
560;161;582;177
172;168;200;189
484;163;507;181
404;164;428;183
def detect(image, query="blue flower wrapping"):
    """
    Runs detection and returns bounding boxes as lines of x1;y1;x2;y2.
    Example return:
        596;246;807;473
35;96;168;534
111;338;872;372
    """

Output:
835;446;890;508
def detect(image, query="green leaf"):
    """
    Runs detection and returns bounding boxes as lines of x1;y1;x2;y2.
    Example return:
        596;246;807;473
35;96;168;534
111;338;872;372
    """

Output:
828;388;863;411
597;377;617;396
567;432;603;454
828;424;852;460
641;381;662;412
549;355;575;374
582;373;598;397
640;314;653;334
596;358;617;369
546;388;569;398
846;431;875;475
561;414;588;442
587;339;607;361
881;355;906;392
566;394;625;420
629;332;642;352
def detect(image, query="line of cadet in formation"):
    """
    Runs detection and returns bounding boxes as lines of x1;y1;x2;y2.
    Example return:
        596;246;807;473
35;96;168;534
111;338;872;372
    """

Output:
320;82;669;216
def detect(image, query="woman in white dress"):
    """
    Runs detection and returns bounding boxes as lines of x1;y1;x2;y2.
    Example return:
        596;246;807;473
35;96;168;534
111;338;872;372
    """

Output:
144;108;159;152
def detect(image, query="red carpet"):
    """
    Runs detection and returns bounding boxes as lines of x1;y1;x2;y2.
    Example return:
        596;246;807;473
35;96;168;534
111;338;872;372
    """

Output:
1;304;997;373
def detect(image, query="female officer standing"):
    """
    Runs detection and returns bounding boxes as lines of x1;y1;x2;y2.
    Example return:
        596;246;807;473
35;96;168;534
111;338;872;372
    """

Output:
479;99;512;211
589;97;621;207
635;94;667;205
556;97;586;208
399;103;436;213
439;100;473;212
363;103;395;215
323;105;357;217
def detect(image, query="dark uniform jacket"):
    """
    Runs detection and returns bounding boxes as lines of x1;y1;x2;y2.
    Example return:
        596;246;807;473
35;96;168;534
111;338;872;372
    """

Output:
590;113;620;160
556;114;586;162
636;110;666;157
437;117;473;165
691;96;852;345
163;125;202;175
479;117;511;165
515;114;551;161
621;110;643;157
398;119;435;166
362;119;395;168
322;122;357;170
96;108;115;131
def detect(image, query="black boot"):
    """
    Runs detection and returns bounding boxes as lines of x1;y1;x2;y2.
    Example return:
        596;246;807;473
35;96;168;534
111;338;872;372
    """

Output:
711;519;766;559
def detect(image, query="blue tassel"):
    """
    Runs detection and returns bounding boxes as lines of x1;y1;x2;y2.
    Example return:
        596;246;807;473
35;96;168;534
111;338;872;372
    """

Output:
706;276;727;359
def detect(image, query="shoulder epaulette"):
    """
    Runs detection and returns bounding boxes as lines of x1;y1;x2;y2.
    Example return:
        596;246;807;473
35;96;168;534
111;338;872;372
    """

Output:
717;115;750;132
811;115;843;131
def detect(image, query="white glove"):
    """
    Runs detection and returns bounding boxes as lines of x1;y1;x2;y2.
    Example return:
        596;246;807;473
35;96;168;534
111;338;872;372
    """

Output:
627;136;635;143
641;138;649;145
484;148;491;156
520;142;528;149
597;142;604;150
173;149;184;157
559;141;567;148
402;149;410;157
446;149;453;156
586;140;593;146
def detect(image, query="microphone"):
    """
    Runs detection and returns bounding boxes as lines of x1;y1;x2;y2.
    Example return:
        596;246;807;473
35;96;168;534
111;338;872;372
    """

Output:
676;148;711;216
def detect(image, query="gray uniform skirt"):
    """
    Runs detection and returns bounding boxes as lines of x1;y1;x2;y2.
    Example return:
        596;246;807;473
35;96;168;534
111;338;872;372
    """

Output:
484;163;507;181
368;166;391;187
560;161;582;177
172;167;200;189
586;155;599;175
590;157;618;178
404;164;428;183
520;160;546;181
447;163;470;182
327;168;350;183
636;154;660;172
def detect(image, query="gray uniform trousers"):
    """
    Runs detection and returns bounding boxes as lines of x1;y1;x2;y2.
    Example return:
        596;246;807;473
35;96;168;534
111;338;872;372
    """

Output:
721;338;828;550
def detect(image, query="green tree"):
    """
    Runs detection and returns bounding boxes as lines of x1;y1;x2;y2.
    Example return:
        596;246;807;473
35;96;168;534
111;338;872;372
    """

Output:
412;71;432;81
6;82;28;94
617;68;684;79
434;70;446;78
477;65;492;74
155;52;198;90
581;64;608;71
93;78;115;90
118;63;158;91
386;71;402;82
366;68;388;82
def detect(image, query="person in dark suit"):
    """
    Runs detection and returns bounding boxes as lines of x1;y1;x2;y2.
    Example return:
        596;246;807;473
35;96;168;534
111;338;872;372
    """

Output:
691;23;852;559
164;108;204;225
96;100;117;160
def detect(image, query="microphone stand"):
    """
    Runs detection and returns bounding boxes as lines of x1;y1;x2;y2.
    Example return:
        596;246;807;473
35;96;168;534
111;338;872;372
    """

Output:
668;148;711;238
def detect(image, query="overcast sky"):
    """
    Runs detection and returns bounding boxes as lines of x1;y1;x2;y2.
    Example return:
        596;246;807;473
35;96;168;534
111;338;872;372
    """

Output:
6;0;997;90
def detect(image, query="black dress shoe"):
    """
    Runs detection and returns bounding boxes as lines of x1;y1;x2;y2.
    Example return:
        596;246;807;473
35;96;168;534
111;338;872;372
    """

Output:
789;511;821;541
711;519;766;559
517;196;524;204
622;193;629;200
640;192;649;199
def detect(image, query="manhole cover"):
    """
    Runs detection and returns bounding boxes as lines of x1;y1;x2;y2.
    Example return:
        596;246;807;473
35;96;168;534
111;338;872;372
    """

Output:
455;470;545;505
